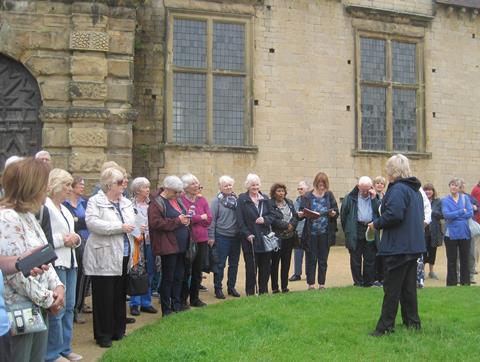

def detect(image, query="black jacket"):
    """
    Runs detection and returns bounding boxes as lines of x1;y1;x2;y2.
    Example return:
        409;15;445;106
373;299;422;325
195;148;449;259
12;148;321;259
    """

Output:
269;198;298;239
299;191;339;247
236;192;282;253
373;177;426;256
428;198;444;247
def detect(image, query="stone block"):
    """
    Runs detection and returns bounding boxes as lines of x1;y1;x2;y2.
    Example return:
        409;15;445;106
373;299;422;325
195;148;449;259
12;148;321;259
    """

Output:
108;59;132;78
40;80;69;101
69;128;108;147
107;81;133;102
104;153;132;174
42;14;70;27
109;31;134;55
25;56;69;76
72;13;108;30
71;55;108;78
42;126;68;148
108;18;136;32
70;151;107;173
108;129;132;149
70;31;109;52
69;81;107;100
30;31;68;50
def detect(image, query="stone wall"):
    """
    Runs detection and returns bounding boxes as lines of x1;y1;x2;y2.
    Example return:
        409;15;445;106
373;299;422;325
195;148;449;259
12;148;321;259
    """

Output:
133;0;480;203
0;0;137;190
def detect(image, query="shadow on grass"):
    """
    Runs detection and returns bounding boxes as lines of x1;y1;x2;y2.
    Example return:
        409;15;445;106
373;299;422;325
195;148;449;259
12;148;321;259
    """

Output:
101;287;480;361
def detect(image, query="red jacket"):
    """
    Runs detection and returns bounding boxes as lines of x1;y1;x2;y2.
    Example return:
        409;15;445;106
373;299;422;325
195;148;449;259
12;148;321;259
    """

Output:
148;191;184;256
471;184;480;223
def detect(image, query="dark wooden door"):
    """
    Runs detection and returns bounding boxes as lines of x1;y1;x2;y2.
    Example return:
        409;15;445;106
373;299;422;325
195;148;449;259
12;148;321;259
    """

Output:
0;54;42;167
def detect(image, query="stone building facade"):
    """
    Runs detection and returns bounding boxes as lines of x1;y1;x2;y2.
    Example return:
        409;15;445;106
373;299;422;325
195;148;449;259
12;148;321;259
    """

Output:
1;0;480;201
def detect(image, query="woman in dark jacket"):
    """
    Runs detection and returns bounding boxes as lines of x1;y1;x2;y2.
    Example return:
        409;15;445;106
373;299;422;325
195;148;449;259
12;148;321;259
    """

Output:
236;173;282;295
298;172;338;290
148;175;191;316
368;154;426;336
422;183;443;280
269;183;298;293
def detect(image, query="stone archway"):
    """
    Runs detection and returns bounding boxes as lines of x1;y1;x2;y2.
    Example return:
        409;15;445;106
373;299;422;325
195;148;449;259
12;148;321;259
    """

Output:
0;54;42;166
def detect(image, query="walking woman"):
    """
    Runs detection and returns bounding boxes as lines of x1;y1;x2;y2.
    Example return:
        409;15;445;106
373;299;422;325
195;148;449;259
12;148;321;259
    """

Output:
269;183;298;293
237;174;281;295
442;178;473;286
298;172;338;290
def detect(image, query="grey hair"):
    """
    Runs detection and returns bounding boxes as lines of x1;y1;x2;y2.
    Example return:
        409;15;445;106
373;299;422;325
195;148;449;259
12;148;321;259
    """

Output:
358;176;373;186
218;175;235;187
100;167;124;192
298;180;309;189
4;155;23;169
181;173;199;189
163;175;184;192
35;150;51;159
386;154;411;181
448;177;462;187
130;177;151;195
244;173;261;189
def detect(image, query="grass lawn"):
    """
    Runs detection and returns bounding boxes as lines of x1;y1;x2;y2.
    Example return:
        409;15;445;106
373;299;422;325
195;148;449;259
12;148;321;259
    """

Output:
101;287;480;361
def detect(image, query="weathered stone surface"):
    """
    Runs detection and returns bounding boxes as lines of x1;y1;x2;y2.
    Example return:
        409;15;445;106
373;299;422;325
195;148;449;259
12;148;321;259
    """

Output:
40;79;69;101
71;55;108;78
69;128;108;147
108;129;132;149
107;81;133;102
31;31;68;50
42;125;68;147
109;31;134;55
70;31;109;52
71;13;108;30
69;81;107;100
39;107;69;123
70;151;107;173
68;107;111;121
25;56;69;76
108;59;132;78
108;18;136;32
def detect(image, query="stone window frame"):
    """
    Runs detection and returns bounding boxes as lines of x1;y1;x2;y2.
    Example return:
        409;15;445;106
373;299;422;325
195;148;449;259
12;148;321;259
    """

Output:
353;29;428;158
165;10;254;150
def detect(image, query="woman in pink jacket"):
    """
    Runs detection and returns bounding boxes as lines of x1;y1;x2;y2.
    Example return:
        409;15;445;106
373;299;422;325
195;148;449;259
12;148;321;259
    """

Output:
181;174;212;307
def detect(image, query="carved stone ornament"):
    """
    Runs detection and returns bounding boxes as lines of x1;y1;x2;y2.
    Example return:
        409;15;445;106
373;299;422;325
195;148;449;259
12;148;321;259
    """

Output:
69;81;107;100
69;31;109;52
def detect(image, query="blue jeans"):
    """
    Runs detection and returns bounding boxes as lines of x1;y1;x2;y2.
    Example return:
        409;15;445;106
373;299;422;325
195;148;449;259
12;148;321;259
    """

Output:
213;233;241;290
130;244;154;308
293;248;304;276
46;267;76;362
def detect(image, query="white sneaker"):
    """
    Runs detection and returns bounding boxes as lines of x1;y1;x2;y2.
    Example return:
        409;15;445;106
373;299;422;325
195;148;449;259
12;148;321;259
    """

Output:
64;352;83;361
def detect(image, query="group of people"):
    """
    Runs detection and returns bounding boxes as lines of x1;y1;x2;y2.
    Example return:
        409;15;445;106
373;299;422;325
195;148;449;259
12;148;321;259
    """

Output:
1;151;480;362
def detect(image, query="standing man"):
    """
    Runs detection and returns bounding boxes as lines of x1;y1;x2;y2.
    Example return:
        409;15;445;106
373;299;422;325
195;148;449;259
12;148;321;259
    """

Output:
340;176;380;287
289;181;310;282
35;150;52;165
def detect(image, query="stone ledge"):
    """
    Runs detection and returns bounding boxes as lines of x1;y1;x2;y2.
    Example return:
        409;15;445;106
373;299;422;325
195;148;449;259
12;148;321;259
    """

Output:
345;4;434;27
351;149;432;160
161;143;258;154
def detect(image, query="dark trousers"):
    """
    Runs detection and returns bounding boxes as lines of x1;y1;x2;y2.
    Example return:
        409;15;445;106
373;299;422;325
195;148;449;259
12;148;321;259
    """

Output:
213;233;241;290
271;236;294;291
305;233;330;285
74;245;90;314
445;237;470;286
91;256;128;344
375;258;420;332
375;255;384;282
423;233;437;265
160;253;185;314
184;242;208;303
350;227;377;286
243;250;271;295
0;333;11;362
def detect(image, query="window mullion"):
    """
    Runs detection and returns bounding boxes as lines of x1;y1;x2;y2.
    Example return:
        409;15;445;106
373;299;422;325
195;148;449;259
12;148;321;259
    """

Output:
206;18;213;145
385;38;393;152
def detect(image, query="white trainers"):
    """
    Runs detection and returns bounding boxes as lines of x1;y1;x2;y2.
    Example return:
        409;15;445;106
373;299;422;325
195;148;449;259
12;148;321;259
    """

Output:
64;352;83;361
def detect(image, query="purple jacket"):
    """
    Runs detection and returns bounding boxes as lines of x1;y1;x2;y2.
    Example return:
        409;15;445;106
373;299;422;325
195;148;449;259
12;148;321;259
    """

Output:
181;195;212;243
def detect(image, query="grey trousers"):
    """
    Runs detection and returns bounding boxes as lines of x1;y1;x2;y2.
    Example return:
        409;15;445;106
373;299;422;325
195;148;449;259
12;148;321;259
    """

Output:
10;328;48;362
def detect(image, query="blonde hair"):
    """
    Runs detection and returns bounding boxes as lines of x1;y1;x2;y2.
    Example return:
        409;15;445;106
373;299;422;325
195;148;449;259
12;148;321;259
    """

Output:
100;167;125;192
0;158;50;213
373;176;386;185
385;154;411;181
48;168;73;196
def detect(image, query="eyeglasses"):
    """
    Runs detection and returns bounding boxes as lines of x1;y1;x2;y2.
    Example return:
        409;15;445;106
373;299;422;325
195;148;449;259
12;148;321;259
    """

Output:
116;180;124;186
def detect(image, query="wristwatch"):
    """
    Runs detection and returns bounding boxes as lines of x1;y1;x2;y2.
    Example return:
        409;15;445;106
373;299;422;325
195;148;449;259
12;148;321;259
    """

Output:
15;256;22;272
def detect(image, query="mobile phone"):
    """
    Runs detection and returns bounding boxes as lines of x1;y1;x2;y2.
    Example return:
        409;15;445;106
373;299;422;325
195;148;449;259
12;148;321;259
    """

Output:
16;244;57;278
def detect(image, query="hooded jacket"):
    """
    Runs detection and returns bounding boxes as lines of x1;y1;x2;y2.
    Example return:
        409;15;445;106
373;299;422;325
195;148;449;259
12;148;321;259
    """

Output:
373;177;426;256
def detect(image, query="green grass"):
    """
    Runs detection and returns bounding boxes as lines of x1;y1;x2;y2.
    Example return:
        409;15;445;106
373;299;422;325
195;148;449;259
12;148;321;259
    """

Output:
101;287;480;361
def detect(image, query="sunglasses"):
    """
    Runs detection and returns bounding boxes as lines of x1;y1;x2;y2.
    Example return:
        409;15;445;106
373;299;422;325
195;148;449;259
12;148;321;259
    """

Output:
116;180;124;186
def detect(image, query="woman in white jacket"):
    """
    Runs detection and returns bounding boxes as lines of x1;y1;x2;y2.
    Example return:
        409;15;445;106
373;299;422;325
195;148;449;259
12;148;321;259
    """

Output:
44;169;82;362
83;167;135;348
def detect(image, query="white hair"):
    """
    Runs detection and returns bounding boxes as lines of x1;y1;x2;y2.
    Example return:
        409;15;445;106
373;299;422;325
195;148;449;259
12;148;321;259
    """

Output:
244;173;261;189
48;168;73;196
358;176;373;187
181;173;199;189
386;154;411;180
4;155;23;169
130;177;150;195
35;150;51;159
218;175;234;187
100;167;124;192
298;180;309;189
163;175;183;192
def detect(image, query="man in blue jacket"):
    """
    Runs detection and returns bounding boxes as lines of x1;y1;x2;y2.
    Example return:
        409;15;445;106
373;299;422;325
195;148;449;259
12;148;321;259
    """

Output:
368;154;425;336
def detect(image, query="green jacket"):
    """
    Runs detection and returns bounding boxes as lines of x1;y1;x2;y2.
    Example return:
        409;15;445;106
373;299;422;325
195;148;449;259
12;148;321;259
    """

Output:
340;186;381;251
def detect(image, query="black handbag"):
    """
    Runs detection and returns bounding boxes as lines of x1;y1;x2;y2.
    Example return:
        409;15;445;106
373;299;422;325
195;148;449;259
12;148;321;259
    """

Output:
127;234;149;296
185;236;197;264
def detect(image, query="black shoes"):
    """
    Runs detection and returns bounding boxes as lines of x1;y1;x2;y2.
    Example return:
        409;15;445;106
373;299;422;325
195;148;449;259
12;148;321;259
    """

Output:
199;284;208;292
190;299;207;307
97;340;112;348
140;305;158;314
215;289;226;299
369;329;393;337
130;306;140;316
227;288;241;297
289;274;301;282
282;288;290;293
126;317;136;324
272;289;280;294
